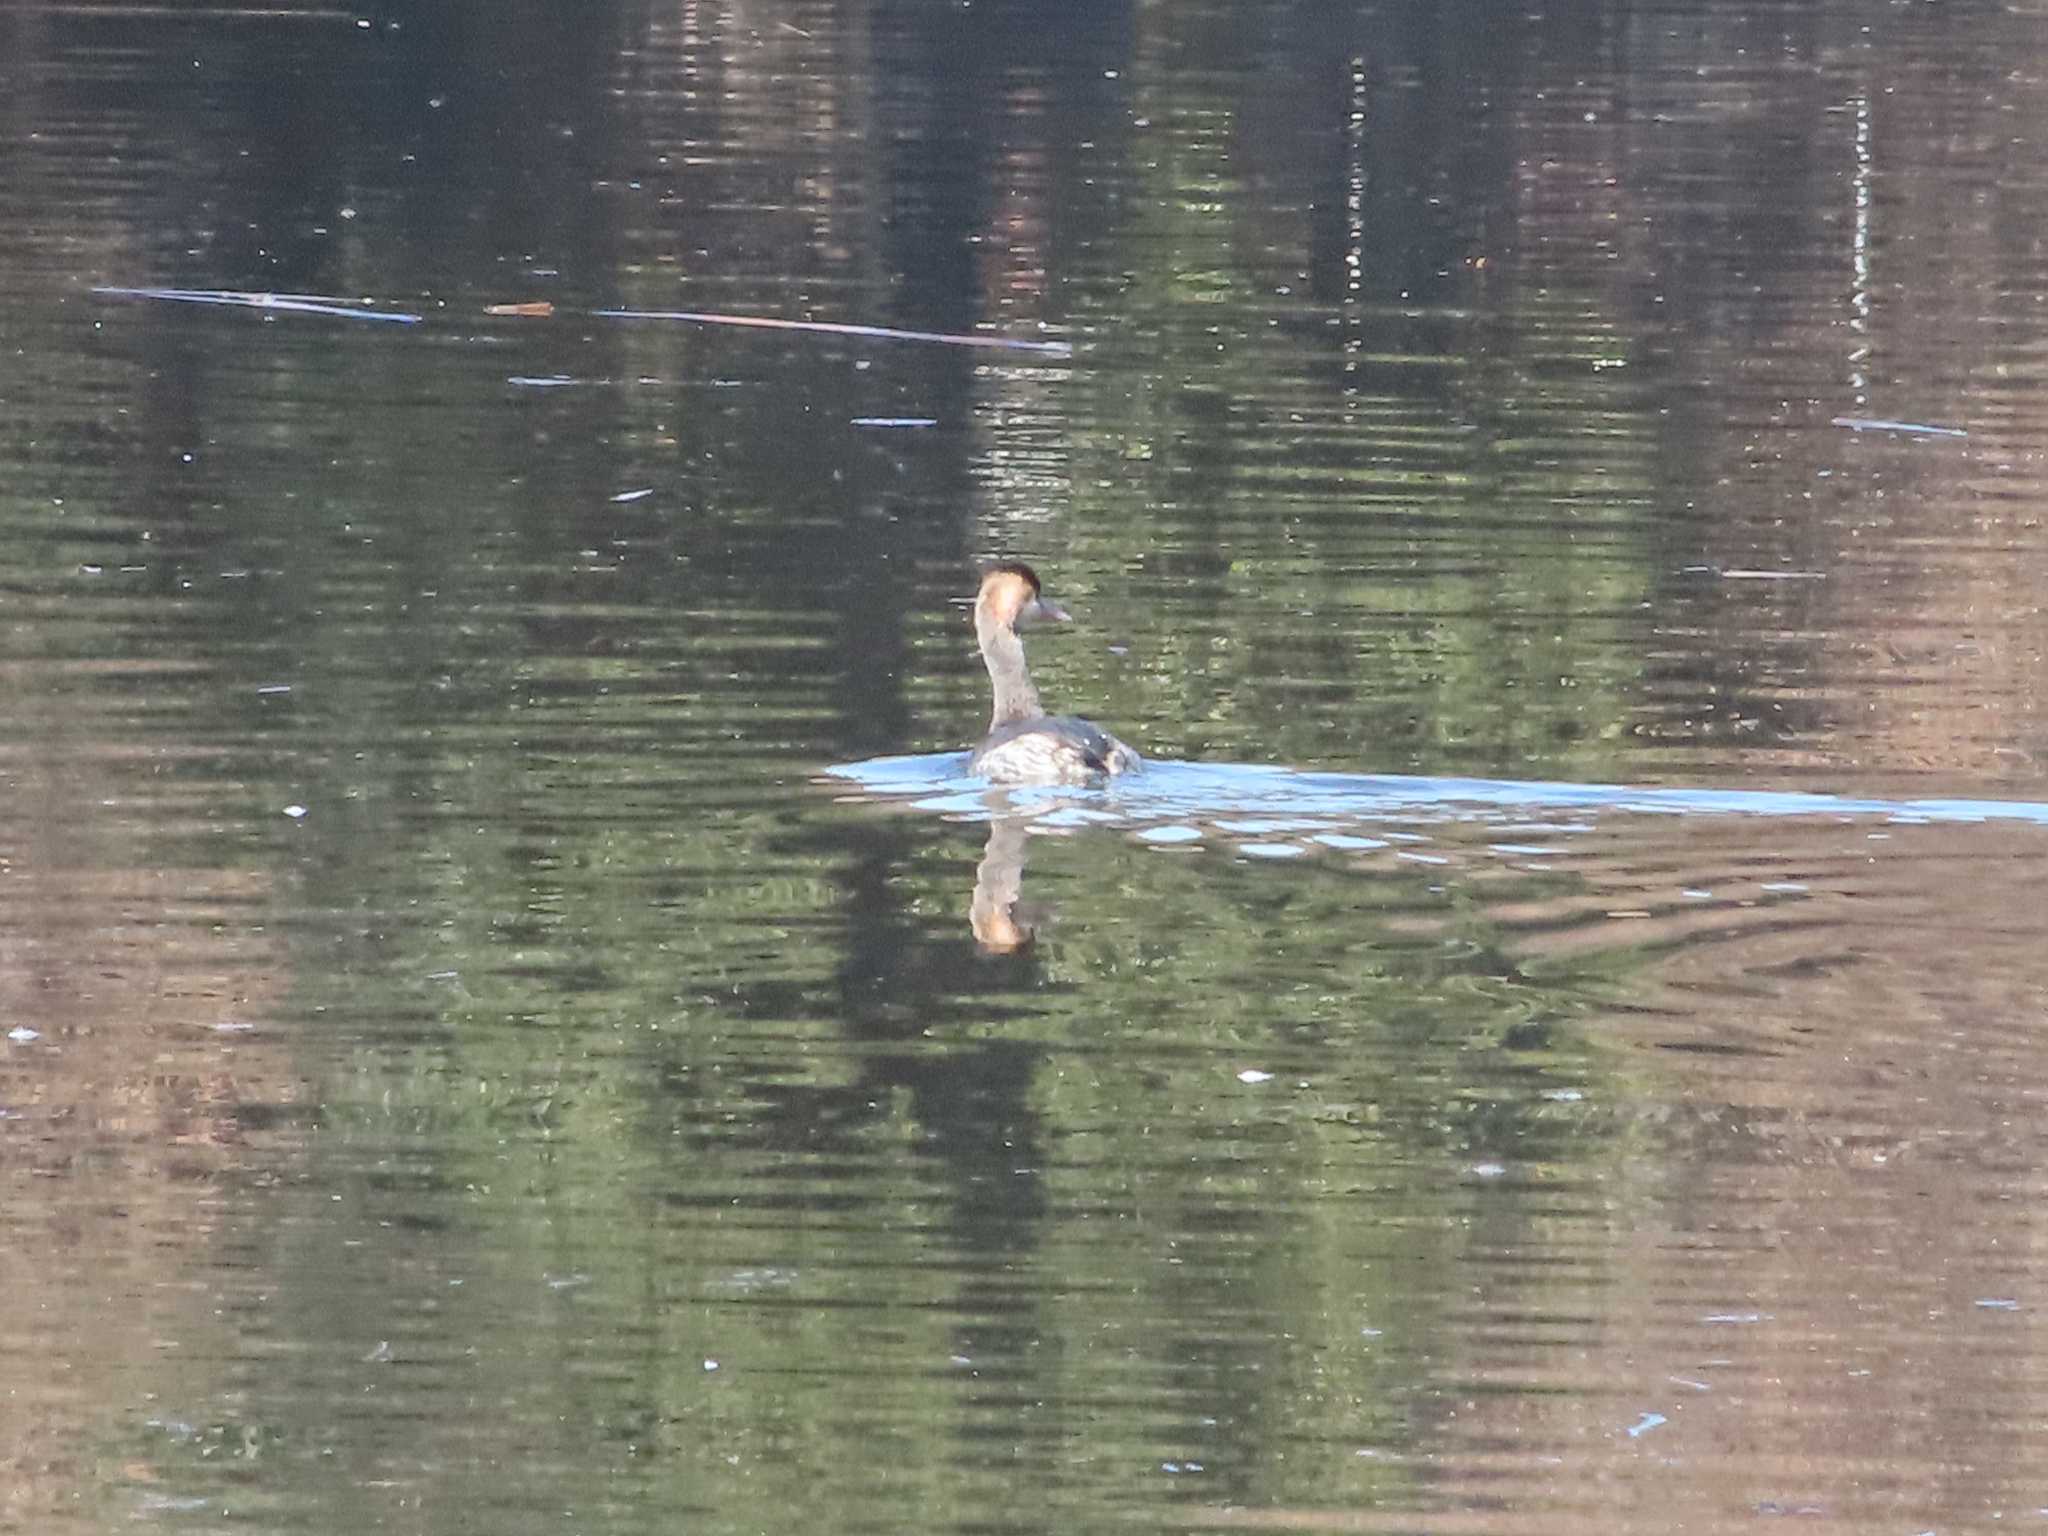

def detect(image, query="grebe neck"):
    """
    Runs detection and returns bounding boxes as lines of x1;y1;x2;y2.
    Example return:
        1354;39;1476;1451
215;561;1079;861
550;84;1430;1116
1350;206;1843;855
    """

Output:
976;608;1044;728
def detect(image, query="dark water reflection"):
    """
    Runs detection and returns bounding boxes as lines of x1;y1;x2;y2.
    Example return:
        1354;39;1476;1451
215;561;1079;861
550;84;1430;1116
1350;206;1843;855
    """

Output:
5;0;2048;1531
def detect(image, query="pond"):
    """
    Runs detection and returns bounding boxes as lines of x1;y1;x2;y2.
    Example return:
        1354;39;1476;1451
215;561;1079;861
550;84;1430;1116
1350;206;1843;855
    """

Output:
3;1;2047;1531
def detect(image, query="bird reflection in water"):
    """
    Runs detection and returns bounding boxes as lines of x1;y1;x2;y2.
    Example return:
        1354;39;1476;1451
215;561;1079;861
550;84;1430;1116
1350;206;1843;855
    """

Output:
968;814;1052;954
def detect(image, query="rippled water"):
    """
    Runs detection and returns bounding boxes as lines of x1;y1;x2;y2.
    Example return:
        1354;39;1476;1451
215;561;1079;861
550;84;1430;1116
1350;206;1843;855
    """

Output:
4;0;2048;1531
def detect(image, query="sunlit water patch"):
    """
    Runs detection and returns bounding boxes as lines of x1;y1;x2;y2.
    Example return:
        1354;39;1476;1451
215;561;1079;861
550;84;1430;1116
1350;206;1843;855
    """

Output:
826;751;2048;837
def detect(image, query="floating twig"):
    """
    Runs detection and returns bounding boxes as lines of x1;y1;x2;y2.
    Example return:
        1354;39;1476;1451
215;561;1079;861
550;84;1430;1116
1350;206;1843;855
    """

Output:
93;286;422;324
95;286;1067;353
1831;416;1967;438
595;307;1071;355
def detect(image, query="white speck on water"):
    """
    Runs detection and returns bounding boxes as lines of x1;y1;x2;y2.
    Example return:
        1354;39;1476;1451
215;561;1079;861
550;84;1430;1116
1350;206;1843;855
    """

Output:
257;684;291;695
1703;1312;1768;1325
1975;1298;2021;1310
703;1359;720;1371
283;804;308;819
1470;1162;1507;1178
1542;1088;1584;1102
1625;1412;1667;1438
1760;882;1808;894
1237;1069;1274;1084
7;1027;39;1043
610;488;655;502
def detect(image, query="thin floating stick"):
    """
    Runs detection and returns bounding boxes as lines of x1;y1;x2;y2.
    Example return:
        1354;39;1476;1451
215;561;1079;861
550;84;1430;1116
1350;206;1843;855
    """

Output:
1831;416;1967;438
92;286;422;324
595;307;1071;356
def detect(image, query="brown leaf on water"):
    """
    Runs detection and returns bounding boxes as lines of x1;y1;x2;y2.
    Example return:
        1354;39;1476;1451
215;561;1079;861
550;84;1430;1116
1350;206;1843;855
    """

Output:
485;302;554;317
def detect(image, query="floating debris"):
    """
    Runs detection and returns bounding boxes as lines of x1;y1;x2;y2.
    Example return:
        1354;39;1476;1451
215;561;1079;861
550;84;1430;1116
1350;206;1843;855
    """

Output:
1831;416;1967;438
1625;1411;1668;1438
597;307;1071;355
609;488;655;503
93;286;421;324
1237;1069;1274;1084
851;417;939;428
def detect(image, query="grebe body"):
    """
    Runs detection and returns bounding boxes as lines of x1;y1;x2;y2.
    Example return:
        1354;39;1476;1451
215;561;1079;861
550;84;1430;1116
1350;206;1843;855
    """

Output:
967;562;1141;787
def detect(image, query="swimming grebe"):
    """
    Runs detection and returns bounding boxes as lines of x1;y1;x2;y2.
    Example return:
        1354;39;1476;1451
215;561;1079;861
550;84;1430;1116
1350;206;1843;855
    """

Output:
967;562;1141;786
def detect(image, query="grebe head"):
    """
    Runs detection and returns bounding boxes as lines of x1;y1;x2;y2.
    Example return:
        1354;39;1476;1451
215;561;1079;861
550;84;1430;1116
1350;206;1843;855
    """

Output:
976;561;1072;631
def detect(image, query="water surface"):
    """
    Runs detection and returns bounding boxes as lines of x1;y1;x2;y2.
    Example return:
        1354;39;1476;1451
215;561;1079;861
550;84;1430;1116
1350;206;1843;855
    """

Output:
3;1;2048;1532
